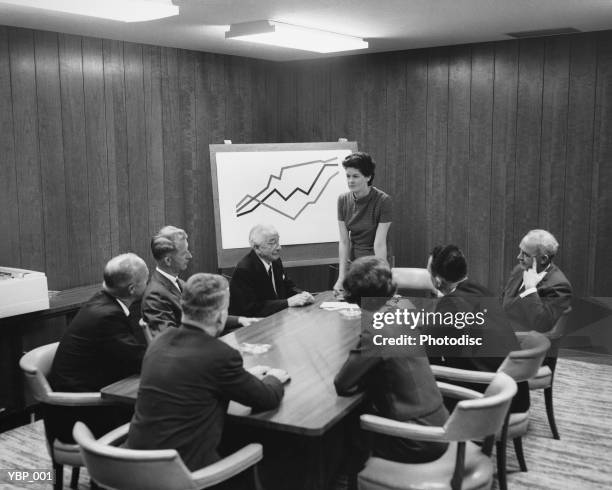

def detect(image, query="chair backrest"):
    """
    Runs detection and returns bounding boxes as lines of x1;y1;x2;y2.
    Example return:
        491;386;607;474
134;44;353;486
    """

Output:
73;422;197;490
19;342;59;403
444;372;517;441
498;331;550;382
546;307;572;340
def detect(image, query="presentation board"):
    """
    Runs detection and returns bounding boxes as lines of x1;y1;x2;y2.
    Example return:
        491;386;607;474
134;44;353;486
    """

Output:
210;141;358;268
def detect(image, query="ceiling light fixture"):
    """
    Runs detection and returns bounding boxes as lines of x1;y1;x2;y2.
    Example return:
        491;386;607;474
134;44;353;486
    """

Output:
225;20;368;53
0;0;179;22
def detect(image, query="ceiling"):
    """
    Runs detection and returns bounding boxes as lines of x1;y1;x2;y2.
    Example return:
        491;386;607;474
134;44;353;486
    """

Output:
1;0;612;61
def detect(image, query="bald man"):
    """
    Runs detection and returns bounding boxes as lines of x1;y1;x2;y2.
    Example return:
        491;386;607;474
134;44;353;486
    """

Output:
48;253;149;442
229;224;314;317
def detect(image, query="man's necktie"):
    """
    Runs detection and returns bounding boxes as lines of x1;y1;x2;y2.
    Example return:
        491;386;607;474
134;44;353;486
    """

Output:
176;280;182;293
268;266;277;297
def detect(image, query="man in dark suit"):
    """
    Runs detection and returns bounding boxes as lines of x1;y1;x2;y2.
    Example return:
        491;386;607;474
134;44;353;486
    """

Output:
229;224;314;317
426;244;527;412
128;273;288;473
501;229;572;333
142;225;256;338
48;253;149;442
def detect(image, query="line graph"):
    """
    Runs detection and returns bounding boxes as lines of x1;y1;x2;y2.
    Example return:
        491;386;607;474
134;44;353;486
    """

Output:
235;158;340;220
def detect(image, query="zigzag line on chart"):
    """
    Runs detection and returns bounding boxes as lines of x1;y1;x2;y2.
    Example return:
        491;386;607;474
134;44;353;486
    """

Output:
235;158;340;219
237;171;339;221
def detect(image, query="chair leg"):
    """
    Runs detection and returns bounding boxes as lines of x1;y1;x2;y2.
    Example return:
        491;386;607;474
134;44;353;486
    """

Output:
53;463;63;490
544;386;560;440
513;437;528;472
70;467;80;488
496;440;508;490
252;464;265;490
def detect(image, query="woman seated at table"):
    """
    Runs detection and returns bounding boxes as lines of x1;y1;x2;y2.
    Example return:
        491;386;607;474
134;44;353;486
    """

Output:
334;256;448;473
334;152;392;295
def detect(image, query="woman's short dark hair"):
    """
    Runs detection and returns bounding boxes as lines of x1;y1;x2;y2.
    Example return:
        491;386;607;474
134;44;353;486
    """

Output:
343;256;396;305
342;152;375;186
429;245;467;283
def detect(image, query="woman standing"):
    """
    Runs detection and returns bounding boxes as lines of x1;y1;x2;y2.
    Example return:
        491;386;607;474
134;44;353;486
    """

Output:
334;152;392;295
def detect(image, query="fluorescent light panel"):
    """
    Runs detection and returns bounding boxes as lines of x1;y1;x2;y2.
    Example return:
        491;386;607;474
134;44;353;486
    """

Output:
226;20;368;53
0;0;179;22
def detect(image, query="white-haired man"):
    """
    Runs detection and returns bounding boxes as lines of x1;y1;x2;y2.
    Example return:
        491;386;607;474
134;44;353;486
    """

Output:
128;273;288;473
229;224;314;317
142;225;256;337
502;229;572;333
48;253;149;442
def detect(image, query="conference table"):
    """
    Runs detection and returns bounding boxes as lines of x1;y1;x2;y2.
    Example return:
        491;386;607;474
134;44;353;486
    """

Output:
102;291;393;489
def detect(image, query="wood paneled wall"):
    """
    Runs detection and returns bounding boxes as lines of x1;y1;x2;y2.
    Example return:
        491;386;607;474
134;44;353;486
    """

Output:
2;26;612;296
278;31;612;296
0;26;278;289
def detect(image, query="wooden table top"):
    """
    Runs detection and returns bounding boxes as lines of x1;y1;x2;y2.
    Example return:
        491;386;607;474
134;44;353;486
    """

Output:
102;292;366;436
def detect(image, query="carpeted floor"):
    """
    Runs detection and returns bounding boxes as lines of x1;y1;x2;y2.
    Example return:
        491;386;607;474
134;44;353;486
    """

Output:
1;357;611;489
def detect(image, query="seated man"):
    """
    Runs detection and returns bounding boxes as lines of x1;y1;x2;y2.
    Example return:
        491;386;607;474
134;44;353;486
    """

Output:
47;253;149;442
502;229;572;333
142;225;256;338
335;256;448;477
229;224;314;317
128;273;288;472
426;244;527;412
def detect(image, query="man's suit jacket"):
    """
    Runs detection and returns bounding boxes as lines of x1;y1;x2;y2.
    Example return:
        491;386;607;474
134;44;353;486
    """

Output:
229;250;301;317
49;290;145;393
142;269;241;337
501;264;572;333
430;280;528;413
127;323;284;471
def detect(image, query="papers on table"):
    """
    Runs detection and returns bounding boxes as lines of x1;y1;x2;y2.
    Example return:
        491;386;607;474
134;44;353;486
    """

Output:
320;301;360;311
238;343;271;355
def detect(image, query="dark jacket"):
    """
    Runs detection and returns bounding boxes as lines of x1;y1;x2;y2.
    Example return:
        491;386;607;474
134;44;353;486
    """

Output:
501;264;572;333
127;323;284;470
229;250;301;317
49;290;145;392
142;269;241;336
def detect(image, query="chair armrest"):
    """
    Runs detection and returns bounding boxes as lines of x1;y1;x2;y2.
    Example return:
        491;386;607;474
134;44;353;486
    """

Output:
436;381;484;400
45;392;110;406
431;365;495;385
97;423;130;446
360;414;447;442
190;443;263;488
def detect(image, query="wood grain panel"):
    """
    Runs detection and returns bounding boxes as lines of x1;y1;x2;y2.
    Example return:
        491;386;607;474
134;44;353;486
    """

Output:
403;50;428;267
177;49;197;274
467;44;494;286
446;46;471;249
0;27;20;266
426;48;449;249
225;55;249;144
59;34;92;284
34;30;70;289
124;43;149;261
278;62;297;142
102;39;130;256
363;55;388;189
593;31;612;294
8;28;45;272
295;60;315;142
539;37;570;242
563;34;597;294
383;52;407;265
514;39;544;243
196;53;226;273
143;45;166;238
160;47;184;228
490;41;519;293
83;37;112;276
